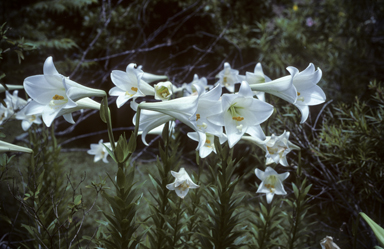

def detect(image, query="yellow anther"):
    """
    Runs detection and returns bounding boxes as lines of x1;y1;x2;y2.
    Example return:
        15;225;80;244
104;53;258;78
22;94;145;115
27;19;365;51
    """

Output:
131;87;138;92
223;76;227;83
52;94;64;100
297;92;301;96
158;86;170;97
196;114;201;121
232;116;244;122
206;139;211;144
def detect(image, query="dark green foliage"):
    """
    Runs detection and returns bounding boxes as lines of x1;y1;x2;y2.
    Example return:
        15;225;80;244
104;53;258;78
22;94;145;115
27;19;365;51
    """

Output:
310;81;384;248
198;138;247;249
99;166;143;249
283;179;316;249
248;199;285;249
146;123;183;249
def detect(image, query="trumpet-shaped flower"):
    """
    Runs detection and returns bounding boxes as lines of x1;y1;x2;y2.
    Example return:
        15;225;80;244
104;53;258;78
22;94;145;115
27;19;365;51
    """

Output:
208;81;274;148
216;62;240;92
166;168;199;199
135;84;205;149
255;167;289;203
179;74;208;96
154;81;173;101
248;64;297;104
187;132;227;158
109;63;155;108
193;84;223;136
24;97;100;126
0;140;33;153
288;63;325;123
87;139;112;163
242;130;300;166
23;57;106;127
15;104;42;131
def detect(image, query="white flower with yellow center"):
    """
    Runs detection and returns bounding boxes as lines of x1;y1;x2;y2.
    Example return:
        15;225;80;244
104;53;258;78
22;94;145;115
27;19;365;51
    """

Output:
15;103;42;131
23;57;106;127
166;168;199;199
255;167;289;203
242;130;300;166
87;139;112;163
187;132;227;158
288;63;325;123
154;81;173;101
216;62;240;93
208;81;274;148
109;63;155;108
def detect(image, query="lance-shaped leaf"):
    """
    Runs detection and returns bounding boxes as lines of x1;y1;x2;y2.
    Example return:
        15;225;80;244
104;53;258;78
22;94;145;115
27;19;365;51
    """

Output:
360;212;384;246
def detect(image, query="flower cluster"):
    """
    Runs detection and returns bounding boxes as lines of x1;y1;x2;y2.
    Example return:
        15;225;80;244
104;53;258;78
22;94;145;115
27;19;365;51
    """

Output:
13;58;325;202
104;61;325;201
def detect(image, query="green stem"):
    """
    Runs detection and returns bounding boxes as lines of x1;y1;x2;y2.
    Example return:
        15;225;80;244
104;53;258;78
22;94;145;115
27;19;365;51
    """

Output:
103;96;116;151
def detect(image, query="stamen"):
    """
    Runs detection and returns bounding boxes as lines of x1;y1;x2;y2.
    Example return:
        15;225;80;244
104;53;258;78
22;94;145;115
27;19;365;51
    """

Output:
196;114;201;121
232;116;244;121
223;76;227;84
52;94;64;100
131;87;138;92
157;86;170;98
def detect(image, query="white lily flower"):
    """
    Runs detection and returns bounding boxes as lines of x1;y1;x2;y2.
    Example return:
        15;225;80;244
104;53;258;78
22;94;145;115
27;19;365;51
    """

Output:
193;84;223;136
15;102;42;131
208;81;274;148
109;63;155;108
248;64;297;104
87;139;112;163
179;74;208;96
255;166;289;203
23;57;106;127
216;62;240;92
166;167;199;199
24;97;100;126
0;140;33;154
0;84;24;93
187;132;227;158
136;84;205;149
287;63;325;123
154;81;173;101
242;130;300;166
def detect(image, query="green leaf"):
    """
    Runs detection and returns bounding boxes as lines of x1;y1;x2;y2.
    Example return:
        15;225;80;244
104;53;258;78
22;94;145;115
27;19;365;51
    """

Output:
74;195;82;206
360;212;384;246
99;97;108;123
